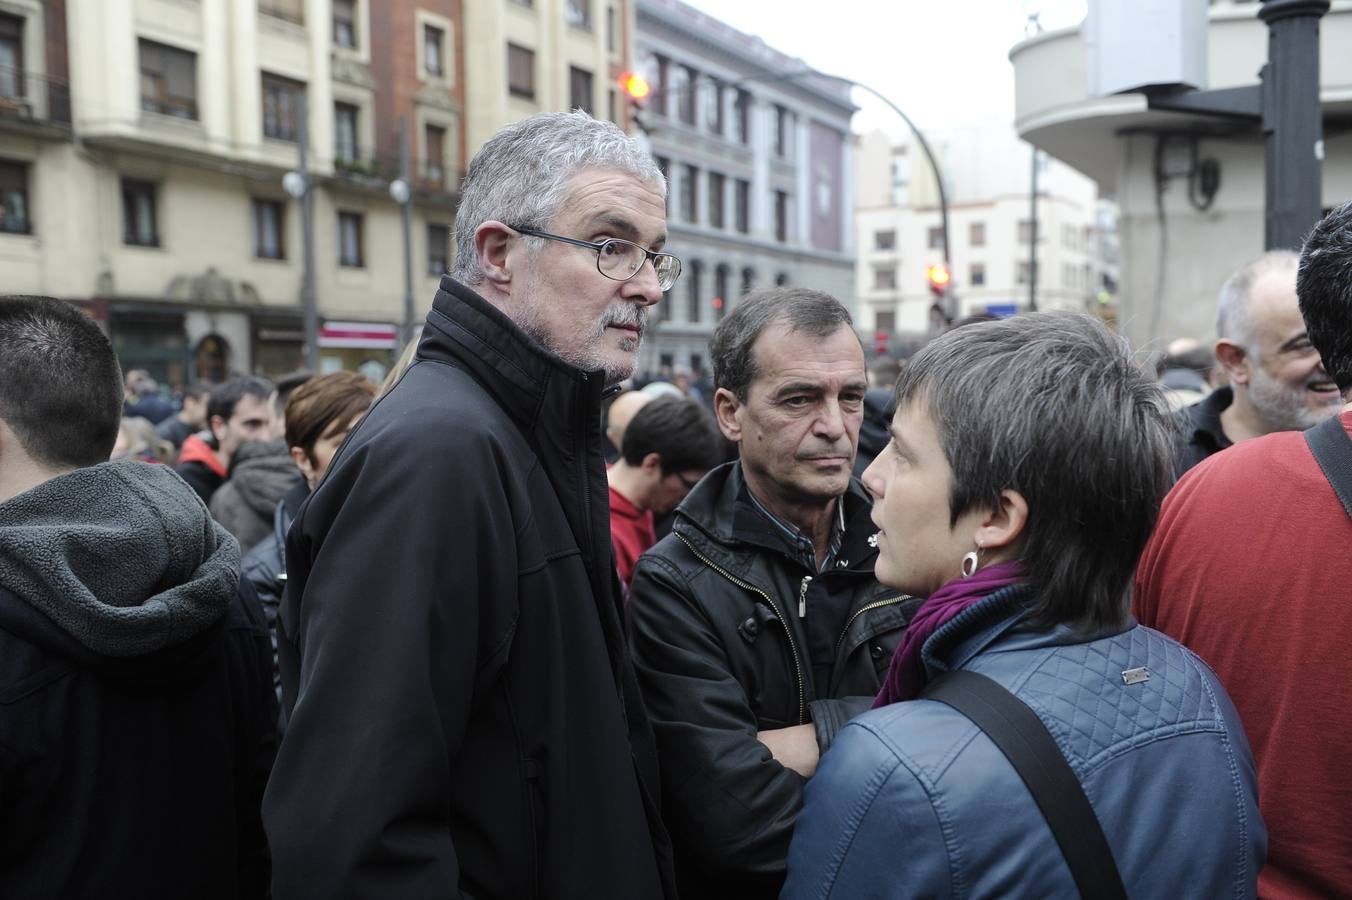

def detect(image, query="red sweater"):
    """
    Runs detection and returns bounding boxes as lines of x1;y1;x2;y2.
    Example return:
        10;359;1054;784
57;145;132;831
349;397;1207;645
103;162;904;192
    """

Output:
1135;411;1352;899
608;485;654;590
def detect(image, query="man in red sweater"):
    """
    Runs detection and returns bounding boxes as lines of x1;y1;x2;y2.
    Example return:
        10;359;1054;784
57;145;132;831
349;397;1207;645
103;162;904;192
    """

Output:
1135;201;1352;899
608;396;722;588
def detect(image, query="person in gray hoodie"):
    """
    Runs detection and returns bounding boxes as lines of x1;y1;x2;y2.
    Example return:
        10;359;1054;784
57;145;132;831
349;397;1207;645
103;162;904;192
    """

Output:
0;295;277;899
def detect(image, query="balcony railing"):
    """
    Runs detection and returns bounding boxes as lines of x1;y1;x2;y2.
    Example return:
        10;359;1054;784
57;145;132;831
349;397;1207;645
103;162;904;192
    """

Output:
0;66;72;128
332;152;461;197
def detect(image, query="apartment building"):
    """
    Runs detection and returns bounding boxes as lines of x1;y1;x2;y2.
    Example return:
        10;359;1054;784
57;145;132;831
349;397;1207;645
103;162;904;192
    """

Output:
854;124;1108;348
634;0;854;376
463;0;632;156
0;0;466;387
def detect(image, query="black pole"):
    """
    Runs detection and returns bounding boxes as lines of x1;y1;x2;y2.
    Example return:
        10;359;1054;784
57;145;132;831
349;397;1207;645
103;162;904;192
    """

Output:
398;116;416;347
1258;0;1328;250
1028;149;1039;312
298;96;318;371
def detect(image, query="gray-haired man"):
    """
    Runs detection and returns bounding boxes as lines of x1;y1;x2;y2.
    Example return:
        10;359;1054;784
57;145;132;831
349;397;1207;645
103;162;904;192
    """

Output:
627;287;915;899
264;111;679;899
1175;250;1341;474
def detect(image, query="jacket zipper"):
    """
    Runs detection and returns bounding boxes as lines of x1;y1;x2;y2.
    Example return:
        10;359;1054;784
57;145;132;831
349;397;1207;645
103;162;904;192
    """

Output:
676;532;807;725
833;595;909;661
798;575;812;618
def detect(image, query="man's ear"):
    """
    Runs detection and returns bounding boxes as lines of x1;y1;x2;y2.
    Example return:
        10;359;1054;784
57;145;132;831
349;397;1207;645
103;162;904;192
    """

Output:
713;387;743;443
973;488;1029;556
209;414;227;442
289;445;316;484
474;221;516;287
639;451;664;475
1213;339;1250;386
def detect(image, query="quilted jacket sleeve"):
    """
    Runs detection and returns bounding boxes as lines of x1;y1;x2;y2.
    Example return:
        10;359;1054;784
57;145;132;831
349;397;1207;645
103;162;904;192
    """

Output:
782;719;950;899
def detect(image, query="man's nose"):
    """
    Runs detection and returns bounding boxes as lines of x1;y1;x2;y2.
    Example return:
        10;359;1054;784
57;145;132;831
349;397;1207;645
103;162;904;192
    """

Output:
619;259;664;307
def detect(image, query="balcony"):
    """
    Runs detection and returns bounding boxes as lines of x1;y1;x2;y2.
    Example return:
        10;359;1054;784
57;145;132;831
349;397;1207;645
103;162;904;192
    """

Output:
331;151;461;206
0;66;72;139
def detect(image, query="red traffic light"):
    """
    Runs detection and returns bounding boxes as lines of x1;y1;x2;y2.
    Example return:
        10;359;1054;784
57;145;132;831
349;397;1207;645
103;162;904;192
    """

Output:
620;71;651;101
712;296;724;310
926;264;951;296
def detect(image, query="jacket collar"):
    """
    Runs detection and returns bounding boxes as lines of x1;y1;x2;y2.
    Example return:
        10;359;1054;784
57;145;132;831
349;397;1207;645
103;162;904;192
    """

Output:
421;276;613;438
920;584;1134;679
672;460;879;575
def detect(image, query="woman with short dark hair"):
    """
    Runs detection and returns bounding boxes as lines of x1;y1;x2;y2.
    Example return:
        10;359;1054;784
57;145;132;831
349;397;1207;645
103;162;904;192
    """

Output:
782;311;1265;899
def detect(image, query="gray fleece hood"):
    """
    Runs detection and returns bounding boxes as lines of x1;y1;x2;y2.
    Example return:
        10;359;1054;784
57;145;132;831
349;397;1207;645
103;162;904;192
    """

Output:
0;459;240;659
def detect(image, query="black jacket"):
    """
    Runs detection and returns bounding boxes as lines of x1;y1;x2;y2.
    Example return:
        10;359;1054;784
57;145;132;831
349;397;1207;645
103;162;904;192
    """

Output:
264;277;676;900
1174;385;1234;477
241;479;309;712
209;439;302;551
628;462;917;899
0;461;276;899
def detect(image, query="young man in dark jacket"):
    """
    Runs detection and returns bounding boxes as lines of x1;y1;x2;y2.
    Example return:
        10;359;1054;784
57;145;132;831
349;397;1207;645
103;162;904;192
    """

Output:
627;287;917;899
175;376;275;505
0;295;276;899
264;111;681;899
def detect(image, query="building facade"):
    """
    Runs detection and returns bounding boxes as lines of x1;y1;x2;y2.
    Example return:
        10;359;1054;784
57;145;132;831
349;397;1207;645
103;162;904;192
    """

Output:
1010;0;1352;352
463;0;632;157
633;0;854;376
854;124;1109;350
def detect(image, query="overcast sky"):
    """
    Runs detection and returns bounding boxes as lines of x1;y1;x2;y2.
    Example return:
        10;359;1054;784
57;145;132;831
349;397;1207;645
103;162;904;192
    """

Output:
676;0;1089;138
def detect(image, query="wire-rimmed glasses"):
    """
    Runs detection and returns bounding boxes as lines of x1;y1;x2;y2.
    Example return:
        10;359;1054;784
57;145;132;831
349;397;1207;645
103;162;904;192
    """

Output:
512;226;682;291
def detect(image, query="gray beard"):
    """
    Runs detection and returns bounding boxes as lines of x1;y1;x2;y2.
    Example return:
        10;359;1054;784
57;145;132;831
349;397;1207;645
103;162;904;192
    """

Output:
1246;367;1340;432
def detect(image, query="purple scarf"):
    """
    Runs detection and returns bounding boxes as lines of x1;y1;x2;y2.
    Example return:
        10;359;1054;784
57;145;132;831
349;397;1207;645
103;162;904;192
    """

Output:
873;561;1025;708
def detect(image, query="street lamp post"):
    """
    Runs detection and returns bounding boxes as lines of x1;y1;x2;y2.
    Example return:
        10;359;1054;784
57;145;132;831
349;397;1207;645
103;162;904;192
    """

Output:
283;95;318;371
389;116;416;349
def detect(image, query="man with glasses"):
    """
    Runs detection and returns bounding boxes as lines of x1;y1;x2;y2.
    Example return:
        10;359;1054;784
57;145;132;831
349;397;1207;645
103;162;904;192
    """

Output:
627;287;915;899
265;111;680;899
607;396;724;590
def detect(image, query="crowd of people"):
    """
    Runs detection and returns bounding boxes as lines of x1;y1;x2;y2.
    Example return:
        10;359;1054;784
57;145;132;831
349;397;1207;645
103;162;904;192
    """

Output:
0;109;1348;898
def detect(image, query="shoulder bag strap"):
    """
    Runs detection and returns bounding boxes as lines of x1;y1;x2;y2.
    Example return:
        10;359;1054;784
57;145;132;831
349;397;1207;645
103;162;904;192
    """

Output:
1303;414;1352;520
921;669;1128;900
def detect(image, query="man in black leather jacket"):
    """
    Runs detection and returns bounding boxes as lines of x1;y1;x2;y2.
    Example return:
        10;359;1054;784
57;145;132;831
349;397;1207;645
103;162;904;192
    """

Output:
628;287;917;899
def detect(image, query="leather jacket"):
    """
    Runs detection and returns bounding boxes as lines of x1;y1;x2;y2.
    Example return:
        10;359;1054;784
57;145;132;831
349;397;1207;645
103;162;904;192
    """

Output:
628;461;918;899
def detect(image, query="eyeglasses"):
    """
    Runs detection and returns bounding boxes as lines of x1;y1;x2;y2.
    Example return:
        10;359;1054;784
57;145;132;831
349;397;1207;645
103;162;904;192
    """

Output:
512;226;682;292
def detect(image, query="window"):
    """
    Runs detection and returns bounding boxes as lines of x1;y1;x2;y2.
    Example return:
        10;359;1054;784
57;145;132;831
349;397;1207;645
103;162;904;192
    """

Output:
653;56;669;118
121;179;158;247
427;223;450;275
707;172;725;229
873;265;896;290
686;260;703;323
874;229;895;251
774;105;791;158
0;160;30;234
507;43;534;99
566;0;592;30
969;221;985;247
1016;261;1031;285
139;40;197;119
654;154;670;212
424;123;446;187
259;0;304;25
774;191;788;242
262;73;305;142
1018;219;1033;244
1063;224;1075;251
608;88;616;123
0;14;24;101
734;89;751;144
338;211;364;267
969;262;985;286
569;65;593;115
1063;263;1076;289
606;6;616;53
741;266;755;297
676;66;696;126
333;0;356;48
927;226;944;251
681;164;697;223
334;102;359;163
424;25;445;77
775;272;791;287
875;310;896;334
253;199;284;259
706;79;724;135
734;179;749;234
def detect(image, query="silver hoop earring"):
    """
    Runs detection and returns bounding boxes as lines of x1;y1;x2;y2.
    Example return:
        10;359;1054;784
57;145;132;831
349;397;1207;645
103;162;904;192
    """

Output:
960;551;979;578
